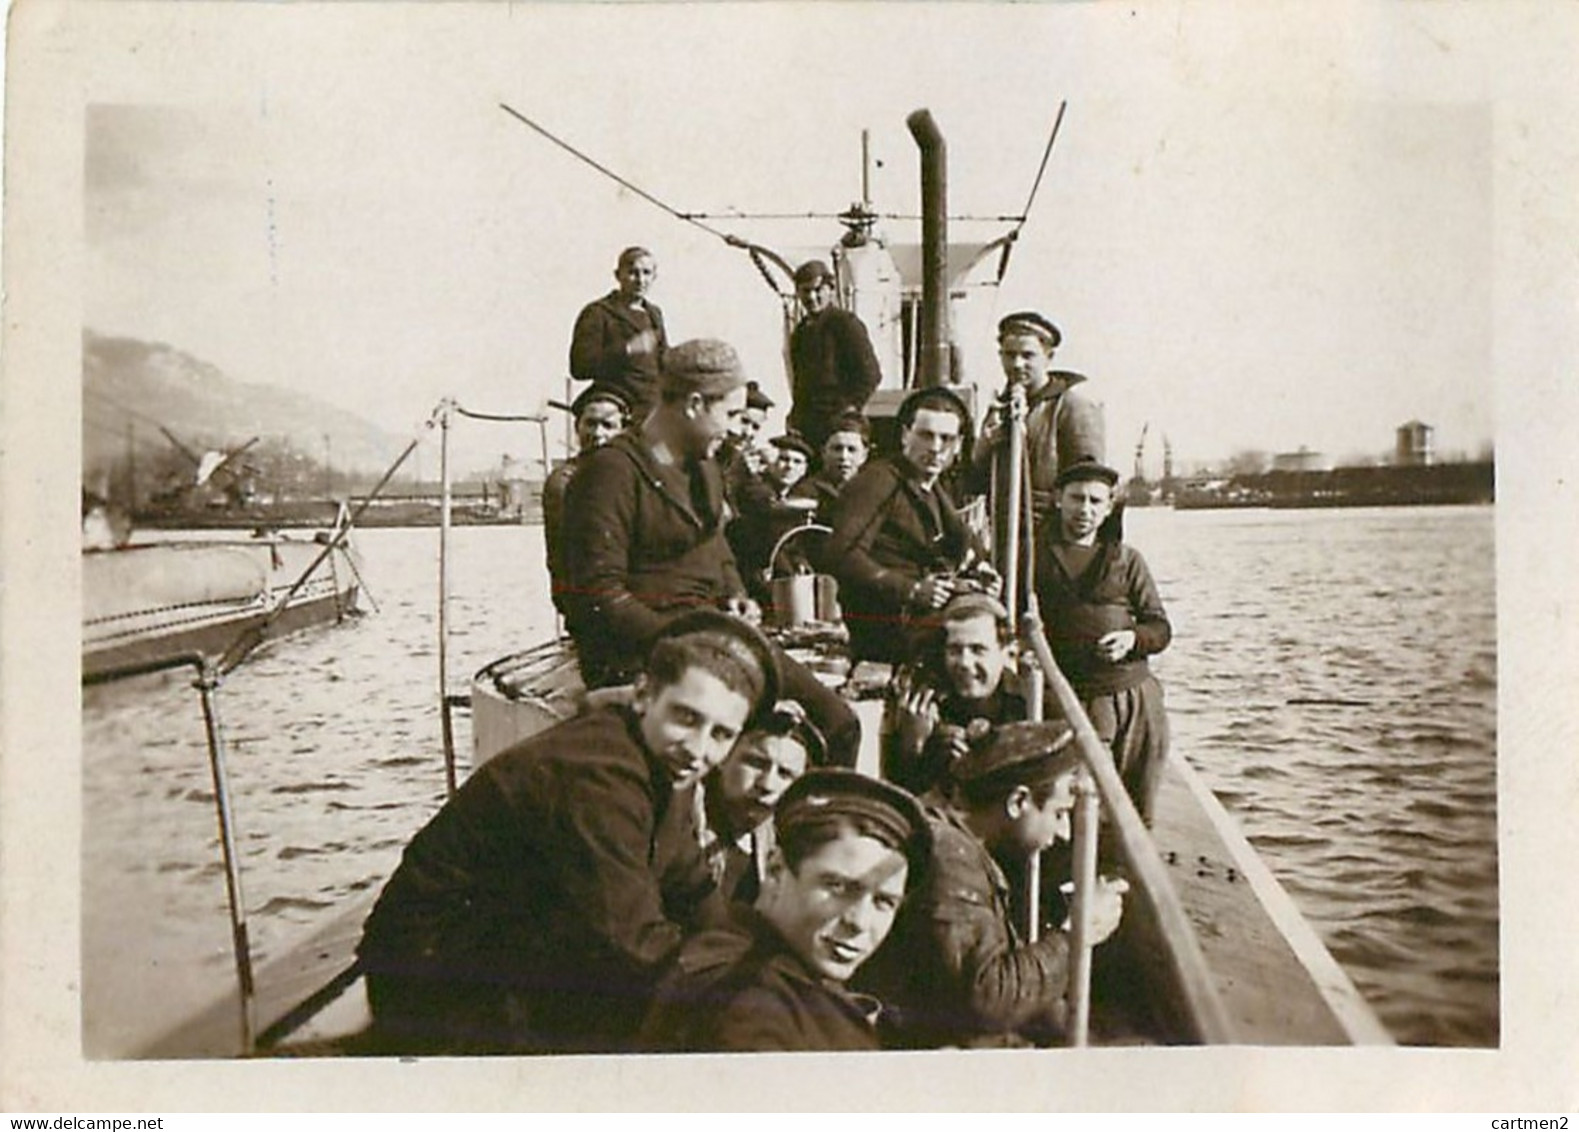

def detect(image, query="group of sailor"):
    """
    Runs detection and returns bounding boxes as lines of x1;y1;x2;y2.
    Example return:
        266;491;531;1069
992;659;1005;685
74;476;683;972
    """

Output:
354;245;1171;1054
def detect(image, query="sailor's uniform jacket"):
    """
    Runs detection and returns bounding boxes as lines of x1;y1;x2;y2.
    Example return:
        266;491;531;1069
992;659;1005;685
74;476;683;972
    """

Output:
857;798;1069;1048
640;905;885;1053
568;290;668;418
357;705;719;1053
787;306;882;450
823;457;989;662
562;432;745;686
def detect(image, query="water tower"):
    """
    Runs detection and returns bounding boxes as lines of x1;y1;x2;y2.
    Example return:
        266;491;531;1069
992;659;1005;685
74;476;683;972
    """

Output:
1395;420;1435;466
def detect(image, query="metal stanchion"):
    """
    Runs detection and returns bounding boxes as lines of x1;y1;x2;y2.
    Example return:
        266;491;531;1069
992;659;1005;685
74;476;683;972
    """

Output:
195;658;257;1052
1066;765;1101;1046
437;399;458;798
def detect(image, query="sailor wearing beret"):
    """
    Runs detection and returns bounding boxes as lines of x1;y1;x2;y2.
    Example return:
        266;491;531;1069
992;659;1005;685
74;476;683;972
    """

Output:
857;720;1127;1048
564;338;862;767
640;769;932;1052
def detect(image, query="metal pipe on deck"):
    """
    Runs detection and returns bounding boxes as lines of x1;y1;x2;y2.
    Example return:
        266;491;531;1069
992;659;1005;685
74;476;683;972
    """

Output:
194;657;258;1052
906;109;950;389
1065;766;1101;1045
438;400;458;797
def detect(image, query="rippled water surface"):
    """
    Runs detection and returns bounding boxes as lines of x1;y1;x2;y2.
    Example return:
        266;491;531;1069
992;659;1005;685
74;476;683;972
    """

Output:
81;506;1497;1054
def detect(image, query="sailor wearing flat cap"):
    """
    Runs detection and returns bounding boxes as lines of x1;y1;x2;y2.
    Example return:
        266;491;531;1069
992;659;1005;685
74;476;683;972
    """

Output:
857;720;1127;1049
824;385;999;664
356;610;779;1055
640;769;931;1052
970;308;1107;526
544;384;631;617
1036;455;1172;824
563;338;863;767
569;246;669;420
787;258;884;452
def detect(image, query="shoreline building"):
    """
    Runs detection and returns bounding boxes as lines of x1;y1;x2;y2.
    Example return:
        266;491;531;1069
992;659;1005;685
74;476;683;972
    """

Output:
1395;420;1435;467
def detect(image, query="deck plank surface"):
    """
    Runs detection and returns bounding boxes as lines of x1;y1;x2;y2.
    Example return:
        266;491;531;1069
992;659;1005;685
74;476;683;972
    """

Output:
136;898;374;1058
1150;759;1374;1044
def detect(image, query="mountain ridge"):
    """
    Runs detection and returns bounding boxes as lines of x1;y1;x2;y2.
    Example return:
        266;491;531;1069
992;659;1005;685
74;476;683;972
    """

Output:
83;329;408;477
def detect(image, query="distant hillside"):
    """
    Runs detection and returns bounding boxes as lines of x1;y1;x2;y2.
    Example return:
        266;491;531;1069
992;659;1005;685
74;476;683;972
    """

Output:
82;330;407;476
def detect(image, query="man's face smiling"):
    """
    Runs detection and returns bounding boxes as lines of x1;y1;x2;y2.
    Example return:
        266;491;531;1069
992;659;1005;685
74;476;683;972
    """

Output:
633;666;752;787
761;830;908;982
687;386;749;460
942;613;1009;701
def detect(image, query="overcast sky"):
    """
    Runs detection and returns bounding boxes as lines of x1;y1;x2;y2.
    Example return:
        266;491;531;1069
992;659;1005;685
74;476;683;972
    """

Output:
82;4;1502;474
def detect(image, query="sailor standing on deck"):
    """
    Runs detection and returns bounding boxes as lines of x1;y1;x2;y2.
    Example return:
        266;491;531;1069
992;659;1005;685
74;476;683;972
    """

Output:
354;611;777;1055
786;259;884;452
569;246;669;420
969;311;1106;522
563;337;862;767
823;386;998;664
1034;459;1172;824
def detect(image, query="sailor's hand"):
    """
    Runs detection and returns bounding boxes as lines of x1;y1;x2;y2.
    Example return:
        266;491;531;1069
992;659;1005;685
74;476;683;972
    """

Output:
1095;629;1136;662
724;595;763;626
978;407;1004;449
741;446;768;475
626;329;660;357
890;672;938;750
909;575;955;611
1060;876;1128;945
936;722;971;763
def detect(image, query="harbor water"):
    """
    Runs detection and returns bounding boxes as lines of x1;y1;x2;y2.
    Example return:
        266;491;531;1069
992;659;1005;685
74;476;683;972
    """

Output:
80;505;1498;1055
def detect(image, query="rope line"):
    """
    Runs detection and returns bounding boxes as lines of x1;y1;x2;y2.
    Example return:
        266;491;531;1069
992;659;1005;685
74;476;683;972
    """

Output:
452;403;547;424
1014;101;1068;239
499;102;737;244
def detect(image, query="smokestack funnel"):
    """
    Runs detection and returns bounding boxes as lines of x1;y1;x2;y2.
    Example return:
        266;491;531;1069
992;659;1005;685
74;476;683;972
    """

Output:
907;109;949;389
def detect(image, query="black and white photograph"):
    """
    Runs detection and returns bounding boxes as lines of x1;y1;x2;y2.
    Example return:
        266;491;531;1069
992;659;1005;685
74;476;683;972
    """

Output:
3;0;1577;1114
